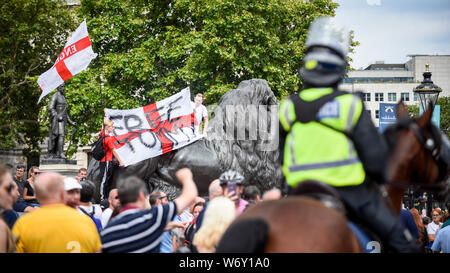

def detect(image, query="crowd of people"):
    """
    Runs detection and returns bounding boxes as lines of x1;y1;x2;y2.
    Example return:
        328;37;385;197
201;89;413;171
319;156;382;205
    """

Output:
0;163;283;253
400;206;450;253
1;16;449;254
1;162;447;253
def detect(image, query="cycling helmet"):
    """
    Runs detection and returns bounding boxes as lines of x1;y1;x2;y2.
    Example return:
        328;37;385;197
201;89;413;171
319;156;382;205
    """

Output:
219;170;245;185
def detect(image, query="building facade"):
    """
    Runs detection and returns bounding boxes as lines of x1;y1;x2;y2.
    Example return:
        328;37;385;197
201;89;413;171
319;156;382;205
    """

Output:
339;55;450;127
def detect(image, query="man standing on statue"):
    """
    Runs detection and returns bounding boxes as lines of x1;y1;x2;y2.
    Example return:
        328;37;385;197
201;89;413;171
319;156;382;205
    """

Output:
48;83;76;159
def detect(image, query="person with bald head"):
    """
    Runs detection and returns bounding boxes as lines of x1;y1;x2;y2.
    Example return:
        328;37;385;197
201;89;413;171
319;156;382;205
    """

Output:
262;188;282;201
193;179;228;244
101;189;120;228
12;172;102;253
208;179;223;201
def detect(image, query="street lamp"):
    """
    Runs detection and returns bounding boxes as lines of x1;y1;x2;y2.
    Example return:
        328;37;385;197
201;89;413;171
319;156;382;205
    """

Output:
413;64;442;111
412;64;443;217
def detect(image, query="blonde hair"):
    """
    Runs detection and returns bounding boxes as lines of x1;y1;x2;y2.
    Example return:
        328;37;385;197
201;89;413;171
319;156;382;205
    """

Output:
28;166;39;177
104;119;114;127
193;197;236;252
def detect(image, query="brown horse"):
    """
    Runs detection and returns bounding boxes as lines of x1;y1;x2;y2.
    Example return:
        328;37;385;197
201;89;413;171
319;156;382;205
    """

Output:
216;102;449;253
218;196;363;253
384;102;450;213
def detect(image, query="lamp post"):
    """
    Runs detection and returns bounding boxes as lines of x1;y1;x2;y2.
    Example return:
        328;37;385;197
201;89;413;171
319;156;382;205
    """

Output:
413;64;442;216
413;64;442;111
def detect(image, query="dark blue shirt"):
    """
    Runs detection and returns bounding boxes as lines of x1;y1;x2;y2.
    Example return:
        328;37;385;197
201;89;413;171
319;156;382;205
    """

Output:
2;210;19;229
400;209;420;239
100;202;177;253
13;177;26;202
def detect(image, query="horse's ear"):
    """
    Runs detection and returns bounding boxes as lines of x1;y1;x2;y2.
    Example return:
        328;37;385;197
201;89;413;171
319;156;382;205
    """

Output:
396;100;408;119
417;103;433;128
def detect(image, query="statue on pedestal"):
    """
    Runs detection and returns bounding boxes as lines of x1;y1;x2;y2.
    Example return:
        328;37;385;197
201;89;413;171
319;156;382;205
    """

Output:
47;83;77;159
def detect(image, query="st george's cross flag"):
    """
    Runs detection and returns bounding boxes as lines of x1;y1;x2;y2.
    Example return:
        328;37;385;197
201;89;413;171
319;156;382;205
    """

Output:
104;87;202;166
37;19;97;103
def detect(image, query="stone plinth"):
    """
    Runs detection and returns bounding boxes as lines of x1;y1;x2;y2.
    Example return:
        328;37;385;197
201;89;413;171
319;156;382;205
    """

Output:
39;158;79;177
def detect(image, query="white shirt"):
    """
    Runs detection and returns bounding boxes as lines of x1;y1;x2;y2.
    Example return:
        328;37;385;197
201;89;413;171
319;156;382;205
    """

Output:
78;204;103;220
101;208;113;228
191;102;208;135
427;221;442;235
179;207;194;223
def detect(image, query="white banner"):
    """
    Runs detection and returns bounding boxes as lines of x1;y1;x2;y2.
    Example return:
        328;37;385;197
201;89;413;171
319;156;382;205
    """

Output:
37;19;97;103
105;87;202;166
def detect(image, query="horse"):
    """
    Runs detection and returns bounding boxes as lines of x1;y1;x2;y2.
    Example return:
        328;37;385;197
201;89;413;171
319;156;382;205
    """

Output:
216;101;449;253
383;101;450;213
88;79;283;200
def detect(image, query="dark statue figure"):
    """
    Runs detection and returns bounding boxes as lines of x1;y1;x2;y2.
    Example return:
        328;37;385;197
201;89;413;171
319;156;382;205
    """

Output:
88;79;282;200
47;83;76;159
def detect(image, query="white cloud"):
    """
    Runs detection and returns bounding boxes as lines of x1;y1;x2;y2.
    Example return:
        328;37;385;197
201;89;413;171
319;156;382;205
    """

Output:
335;1;450;69
366;0;381;6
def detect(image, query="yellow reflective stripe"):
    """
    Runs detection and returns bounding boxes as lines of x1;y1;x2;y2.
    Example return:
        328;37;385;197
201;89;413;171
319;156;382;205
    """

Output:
289;158;361;172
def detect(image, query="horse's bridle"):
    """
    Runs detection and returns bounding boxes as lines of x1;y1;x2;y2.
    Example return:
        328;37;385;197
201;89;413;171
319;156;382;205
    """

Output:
384;118;449;194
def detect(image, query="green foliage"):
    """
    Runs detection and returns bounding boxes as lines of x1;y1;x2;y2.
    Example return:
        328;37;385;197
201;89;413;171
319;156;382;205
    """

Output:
407;97;449;138
0;0;74;157
67;0;340;150
2;0;353;157
407;104;420;118
437;96;449;138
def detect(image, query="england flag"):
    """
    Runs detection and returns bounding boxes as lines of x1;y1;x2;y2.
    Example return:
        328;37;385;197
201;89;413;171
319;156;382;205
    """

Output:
37;19;97;103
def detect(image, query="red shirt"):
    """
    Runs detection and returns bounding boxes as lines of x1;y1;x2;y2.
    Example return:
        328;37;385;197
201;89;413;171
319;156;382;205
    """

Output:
99;129;117;162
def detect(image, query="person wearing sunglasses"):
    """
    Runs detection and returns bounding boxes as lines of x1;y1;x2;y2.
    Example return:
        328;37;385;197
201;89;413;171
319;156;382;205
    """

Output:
428;208;443;244
100;189;120;228
0;164;16;253
12;165;39;213
23;166;40;207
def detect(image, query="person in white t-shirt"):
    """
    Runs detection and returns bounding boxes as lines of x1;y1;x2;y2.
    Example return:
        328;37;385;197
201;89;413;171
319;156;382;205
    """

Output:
101;188;120;228
191;93;208;138
428;208;443;243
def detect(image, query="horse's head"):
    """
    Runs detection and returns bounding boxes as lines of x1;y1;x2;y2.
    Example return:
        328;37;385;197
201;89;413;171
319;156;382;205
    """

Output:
383;101;450;201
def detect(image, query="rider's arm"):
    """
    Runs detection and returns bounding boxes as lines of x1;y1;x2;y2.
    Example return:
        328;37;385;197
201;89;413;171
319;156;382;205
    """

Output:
279;121;287;165
352;105;388;183
278;99;293;166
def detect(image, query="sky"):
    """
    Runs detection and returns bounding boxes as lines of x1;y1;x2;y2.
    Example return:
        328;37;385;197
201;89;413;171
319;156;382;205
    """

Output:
334;0;450;70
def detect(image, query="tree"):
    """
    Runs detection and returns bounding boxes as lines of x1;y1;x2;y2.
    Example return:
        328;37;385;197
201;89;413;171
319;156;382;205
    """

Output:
62;0;341;154
1;0;354;158
407;97;449;138
436;96;449;138
0;0;74;158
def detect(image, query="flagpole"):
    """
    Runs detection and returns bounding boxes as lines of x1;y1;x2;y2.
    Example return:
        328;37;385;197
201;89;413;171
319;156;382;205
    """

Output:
99;67;103;115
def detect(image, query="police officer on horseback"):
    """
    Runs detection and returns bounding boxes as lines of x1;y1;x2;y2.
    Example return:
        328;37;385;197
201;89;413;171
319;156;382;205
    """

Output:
278;17;417;252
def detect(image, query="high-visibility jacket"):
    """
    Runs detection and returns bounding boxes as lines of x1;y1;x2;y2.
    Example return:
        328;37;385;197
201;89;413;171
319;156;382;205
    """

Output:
279;87;366;188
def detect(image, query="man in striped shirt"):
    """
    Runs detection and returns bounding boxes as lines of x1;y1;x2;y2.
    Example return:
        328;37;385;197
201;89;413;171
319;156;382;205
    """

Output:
100;168;197;253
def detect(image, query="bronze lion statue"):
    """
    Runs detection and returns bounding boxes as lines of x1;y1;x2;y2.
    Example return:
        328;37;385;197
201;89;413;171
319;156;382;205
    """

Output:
87;79;283;200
